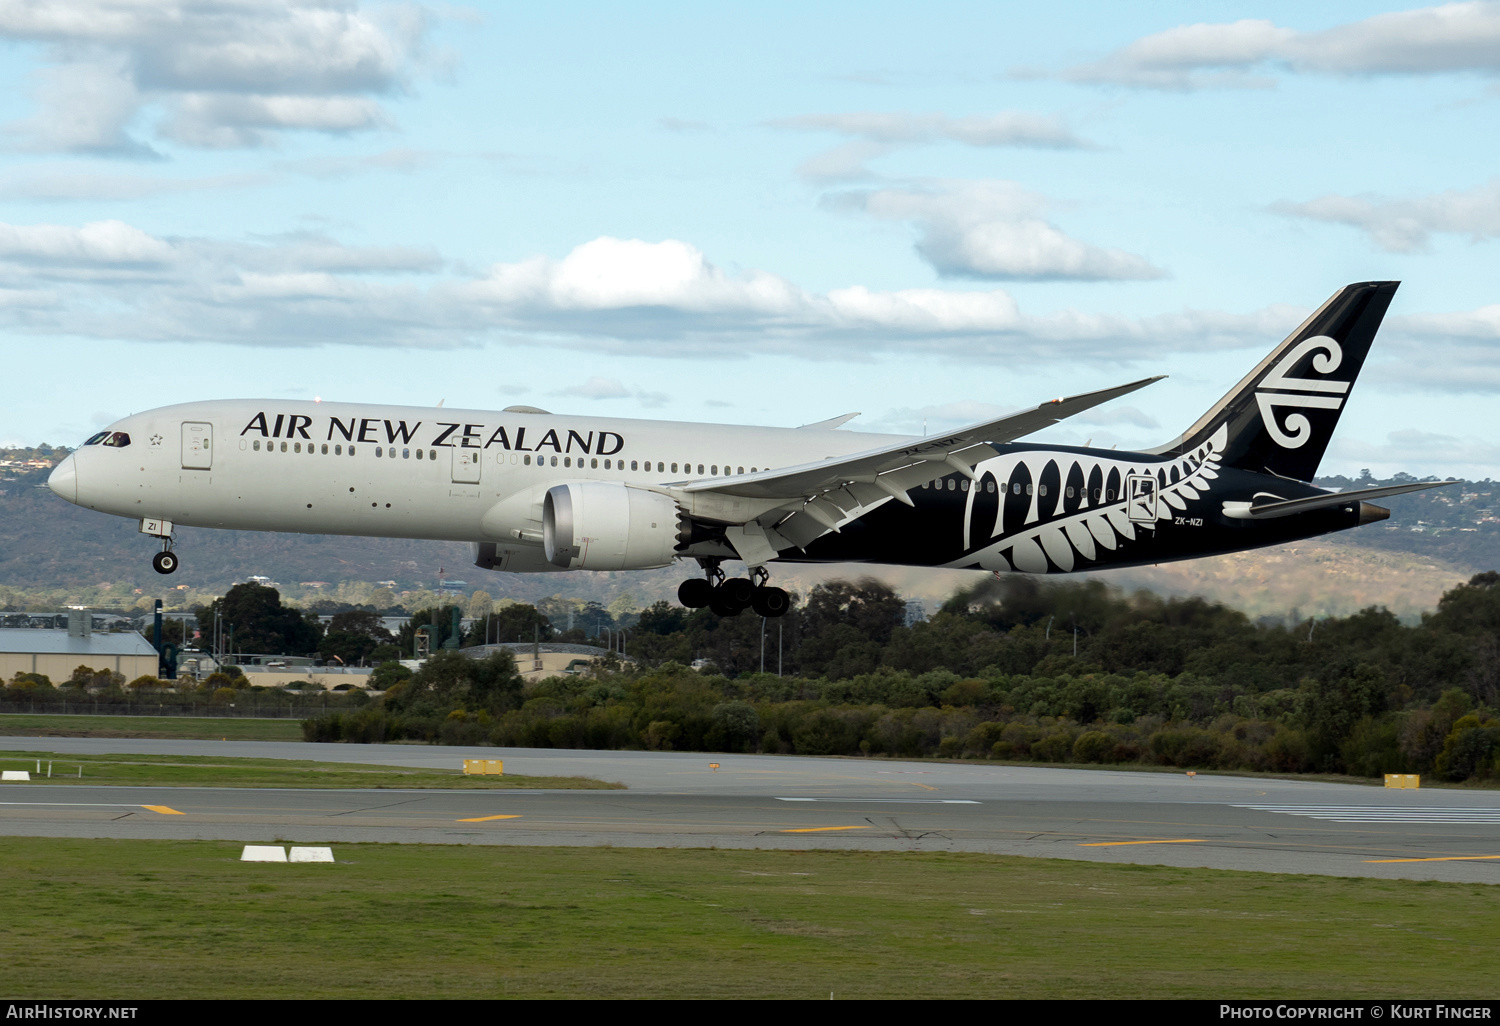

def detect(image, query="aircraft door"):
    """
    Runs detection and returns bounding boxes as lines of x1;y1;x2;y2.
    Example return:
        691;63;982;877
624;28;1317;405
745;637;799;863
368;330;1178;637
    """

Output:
181;422;213;470
452;449;482;484
1126;473;1157;523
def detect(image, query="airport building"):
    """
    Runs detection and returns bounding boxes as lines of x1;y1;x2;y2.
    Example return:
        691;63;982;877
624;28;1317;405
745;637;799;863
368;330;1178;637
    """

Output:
0;627;159;681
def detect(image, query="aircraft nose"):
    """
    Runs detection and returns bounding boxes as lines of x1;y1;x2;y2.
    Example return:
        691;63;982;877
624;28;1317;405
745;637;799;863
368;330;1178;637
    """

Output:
48;454;78;504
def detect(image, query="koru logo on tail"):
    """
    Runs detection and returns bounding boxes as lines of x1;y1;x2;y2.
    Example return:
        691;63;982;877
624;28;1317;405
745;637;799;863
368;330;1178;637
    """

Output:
1254;335;1348;448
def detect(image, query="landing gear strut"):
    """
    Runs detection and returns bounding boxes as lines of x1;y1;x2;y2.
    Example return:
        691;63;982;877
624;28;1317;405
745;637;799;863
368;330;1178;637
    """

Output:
677;560;789;618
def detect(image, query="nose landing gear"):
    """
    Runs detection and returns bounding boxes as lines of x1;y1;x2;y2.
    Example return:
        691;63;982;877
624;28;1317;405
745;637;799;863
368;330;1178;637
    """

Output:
144;519;178;575
678;561;789;618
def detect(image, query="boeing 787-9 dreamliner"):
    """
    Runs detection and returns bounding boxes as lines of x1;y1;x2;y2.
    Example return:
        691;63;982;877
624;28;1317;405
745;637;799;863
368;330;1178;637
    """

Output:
47;281;1455;618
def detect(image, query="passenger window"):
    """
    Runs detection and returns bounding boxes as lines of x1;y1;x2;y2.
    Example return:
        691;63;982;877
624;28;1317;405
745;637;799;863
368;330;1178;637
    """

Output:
1012;483;1020;494
390;447;397;458
604;459;611;470
564;457;571;468
416;449;423;460
294;442;301;453
591;458;598;469
281;442;288;453
631;460;638;471
1066;486;1074;498
751;467;757;473
697;464;703;475
962;479;970;491
349;446;356;456
737;467;744;475
657;462;664;472
334;444;342;455
711;465;718;475
376;447;383;457
253;440;261;451
320;443;327;454
524;455;531;465
550;456;558;467
1025;483;1032;495
1039;484;1047;496
671;463;677;473
429;450;436;461
403;448;410;459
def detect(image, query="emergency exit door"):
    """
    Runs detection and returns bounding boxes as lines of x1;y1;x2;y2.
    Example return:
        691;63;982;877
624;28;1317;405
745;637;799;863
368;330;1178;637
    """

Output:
452;449;482;484
1126;473;1158;523
181;422;213;470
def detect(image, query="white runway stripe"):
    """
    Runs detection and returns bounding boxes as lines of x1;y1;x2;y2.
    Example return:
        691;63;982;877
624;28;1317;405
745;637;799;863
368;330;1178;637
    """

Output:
1236;804;1500;824
776;797;980;804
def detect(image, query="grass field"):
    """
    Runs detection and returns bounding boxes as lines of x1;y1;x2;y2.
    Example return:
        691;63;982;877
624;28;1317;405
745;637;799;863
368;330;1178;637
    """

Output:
0;750;620;789
0;713;304;740
0;839;1492;999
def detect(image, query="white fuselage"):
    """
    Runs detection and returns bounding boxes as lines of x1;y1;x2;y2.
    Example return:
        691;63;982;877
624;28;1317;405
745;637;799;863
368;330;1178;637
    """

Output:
53;399;909;572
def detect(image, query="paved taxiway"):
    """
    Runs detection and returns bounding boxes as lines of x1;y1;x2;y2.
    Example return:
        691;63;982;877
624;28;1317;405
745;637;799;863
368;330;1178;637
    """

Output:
3;737;1499;883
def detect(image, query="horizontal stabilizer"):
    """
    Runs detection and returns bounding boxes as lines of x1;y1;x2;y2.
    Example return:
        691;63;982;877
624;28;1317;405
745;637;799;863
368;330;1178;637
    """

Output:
1224;480;1460;520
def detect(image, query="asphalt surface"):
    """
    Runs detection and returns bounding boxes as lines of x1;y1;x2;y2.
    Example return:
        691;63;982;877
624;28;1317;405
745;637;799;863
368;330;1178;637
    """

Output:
3;737;1499;883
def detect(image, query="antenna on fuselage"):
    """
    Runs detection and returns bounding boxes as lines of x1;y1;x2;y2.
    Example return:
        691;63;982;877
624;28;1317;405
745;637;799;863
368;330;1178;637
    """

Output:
437;399;446;408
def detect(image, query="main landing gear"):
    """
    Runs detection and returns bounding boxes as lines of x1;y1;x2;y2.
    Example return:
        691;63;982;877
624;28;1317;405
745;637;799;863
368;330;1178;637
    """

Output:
678;563;789;618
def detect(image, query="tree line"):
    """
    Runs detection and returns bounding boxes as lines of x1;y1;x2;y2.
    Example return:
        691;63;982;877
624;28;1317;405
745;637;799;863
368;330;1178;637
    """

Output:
303;572;1500;783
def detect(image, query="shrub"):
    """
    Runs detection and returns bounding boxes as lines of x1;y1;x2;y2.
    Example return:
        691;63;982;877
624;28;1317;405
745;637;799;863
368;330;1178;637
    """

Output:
1148;726;1221;768
1031;731;1074;762
1340;716;1404;777
791;709;857;755
1435;715;1500;781
644;720;679;750
1073;730;1114;763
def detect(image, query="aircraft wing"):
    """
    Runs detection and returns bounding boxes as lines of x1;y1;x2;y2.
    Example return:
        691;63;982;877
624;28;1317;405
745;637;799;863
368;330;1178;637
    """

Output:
677;375;1163;548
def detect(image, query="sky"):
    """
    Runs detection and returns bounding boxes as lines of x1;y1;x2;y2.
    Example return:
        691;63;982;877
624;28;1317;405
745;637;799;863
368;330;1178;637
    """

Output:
1;1;1499;478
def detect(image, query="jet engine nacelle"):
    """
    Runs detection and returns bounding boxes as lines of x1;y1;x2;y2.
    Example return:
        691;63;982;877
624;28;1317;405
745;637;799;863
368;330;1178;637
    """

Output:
543;482;684;570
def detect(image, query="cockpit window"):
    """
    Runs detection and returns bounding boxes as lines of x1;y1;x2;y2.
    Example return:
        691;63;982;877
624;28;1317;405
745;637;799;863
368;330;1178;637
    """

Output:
83;432;110;446
101;432;131;448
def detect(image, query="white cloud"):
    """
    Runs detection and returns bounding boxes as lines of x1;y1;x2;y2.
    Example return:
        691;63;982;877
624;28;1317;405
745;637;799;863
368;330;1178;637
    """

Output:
0;0;433;153
794;141;897;183
658;117;711;133
0;168;270;201
6;217;1496;394
775;110;1086;181
556;377;670;408
1065;3;1500;89
1272;179;1500;252
775;110;1085;147
0;219;173;265
838;181;1166;281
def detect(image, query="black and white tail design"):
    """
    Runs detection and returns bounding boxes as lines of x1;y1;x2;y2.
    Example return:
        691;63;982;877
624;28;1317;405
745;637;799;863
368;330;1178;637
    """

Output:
1151;281;1398;482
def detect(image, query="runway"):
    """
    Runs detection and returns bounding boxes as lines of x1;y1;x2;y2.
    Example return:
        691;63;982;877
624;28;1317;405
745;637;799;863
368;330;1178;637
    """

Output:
3;736;1499;883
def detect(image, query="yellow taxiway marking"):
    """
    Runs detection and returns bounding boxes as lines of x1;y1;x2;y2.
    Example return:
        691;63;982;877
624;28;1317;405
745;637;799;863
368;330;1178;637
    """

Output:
909;782;937;791
140;805;183;815
1365;855;1500;863
456;814;522;822
780;825;871;834
1079;838;1207;847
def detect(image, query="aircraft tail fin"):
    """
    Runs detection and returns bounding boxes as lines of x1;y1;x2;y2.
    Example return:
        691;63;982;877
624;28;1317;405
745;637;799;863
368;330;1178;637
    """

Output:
1150;281;1399;482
